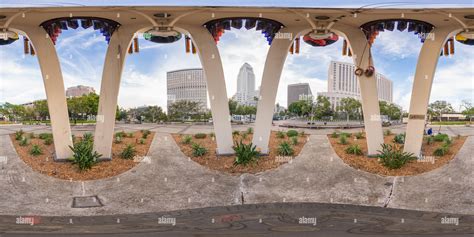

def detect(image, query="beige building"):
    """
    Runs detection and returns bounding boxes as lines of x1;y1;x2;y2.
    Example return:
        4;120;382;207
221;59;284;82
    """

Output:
167;68;208;111
65;85;95;98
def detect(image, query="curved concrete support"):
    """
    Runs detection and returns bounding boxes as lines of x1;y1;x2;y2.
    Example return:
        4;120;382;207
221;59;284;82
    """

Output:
333;26;384;155
21;26;73;160
403;27;460;156
183;25;234;154
252;27;307;153
93;27;138;158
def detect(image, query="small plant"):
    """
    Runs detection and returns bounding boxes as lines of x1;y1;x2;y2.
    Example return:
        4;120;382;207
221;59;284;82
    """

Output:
433;144;450;156
345;144;363;155
433;133;449;142
182;135;192;144
141;130;151;139
443;137;452;146
276;131;285;139
120;144;136;159
38;133;52;140
241;132;248;139
115;131;126;138
338;135;348;145
29;145;43;156
29;133;36;139
71;134;76;143
425;136;434;145
15;130;24;140
44;137;53;145
247;127;253;134
299;130;305;137
331;131;339;138
355;132;364;139
209;132;215;138
286;130;298;137
194;133;207;139
393;133;406;144
114;135;122;144
232;130;240;137
278;141;294;156
139;138;145;144
341;132;351;137
291;136;299;145
19;137;28;146
384;129;392;136
191;143;208;157
233;140;259;165
128;132;134;138
82;133;93;142
377;144;416;169
69;138;101;171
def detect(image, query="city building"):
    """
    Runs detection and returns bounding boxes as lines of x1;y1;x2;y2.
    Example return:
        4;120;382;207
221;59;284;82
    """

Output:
287;83;313;107
65;85;95;98
167;68;208;111
318;61;393;110
232;63;259;106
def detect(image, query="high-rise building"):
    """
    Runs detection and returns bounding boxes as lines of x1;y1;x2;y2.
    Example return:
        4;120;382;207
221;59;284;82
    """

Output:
233;63;259;106
167;68;208;111
318;61;393;110
287;83;313;107
65;85;95;98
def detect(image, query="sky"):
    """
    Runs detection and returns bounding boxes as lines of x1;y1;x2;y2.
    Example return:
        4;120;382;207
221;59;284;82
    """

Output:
0;3;473;112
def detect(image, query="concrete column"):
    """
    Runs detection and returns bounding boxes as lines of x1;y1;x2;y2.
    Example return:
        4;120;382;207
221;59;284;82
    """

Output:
335;27;384;155
404;27;459;156
184;25;234;154
252;28;304;153
93;27;137;158
23;26;73;160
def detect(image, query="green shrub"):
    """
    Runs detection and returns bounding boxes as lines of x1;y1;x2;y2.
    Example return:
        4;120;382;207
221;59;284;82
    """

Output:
299;131;306;137
114;136;122;144
384;129;392;136
247;127;253;134
433;144;450;156
278;141;294;156
241;132;248;139
233;140;259;165
286;130;298;137
276;131;285;139
29;133;36;139
29;145;43;156
377;144;416;169
38;133;52;140
128;132;134;138
139;138;145;144
393;133;406;144
341;132;351;137
141;130;151;139
331;131;339;138
433;133;449;142
191;143;208;157
182;135;192;144
15;130;24;140
82;133;93;142
338;135;348;145
291;136;299;145
19;137;28;146
425;136;434;145
44;137;53;145
355;132;364;139
115;131;126;138
232;130;240;137
69;138;101;171
443;137;452;146
120;144;136;159
194;133;207;139
345;144;363;155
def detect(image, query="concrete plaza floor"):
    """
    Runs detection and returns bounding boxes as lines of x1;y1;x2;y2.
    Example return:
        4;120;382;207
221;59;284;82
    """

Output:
0;123;472;217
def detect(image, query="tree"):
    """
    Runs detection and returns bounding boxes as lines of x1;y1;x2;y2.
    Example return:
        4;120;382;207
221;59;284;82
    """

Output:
379;101;402;120
143;106;167;123
168;100;201;121
461;100;474;123
228;99;238;115
337;97;361;121
313;96;333;119
428;100;453;122
33;100;49;121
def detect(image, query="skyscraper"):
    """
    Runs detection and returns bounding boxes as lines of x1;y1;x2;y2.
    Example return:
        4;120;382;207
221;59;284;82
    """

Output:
233;63;258;106
318;61;393;110
167;68;208;111
287;83;313;107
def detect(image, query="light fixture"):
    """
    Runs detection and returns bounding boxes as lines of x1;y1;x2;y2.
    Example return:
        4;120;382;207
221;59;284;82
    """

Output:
314;16;330;20
153;13;171;18
143;27;182;43
464;15;474;19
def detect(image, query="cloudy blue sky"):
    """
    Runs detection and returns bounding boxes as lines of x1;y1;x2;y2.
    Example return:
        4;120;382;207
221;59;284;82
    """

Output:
0;1;473;112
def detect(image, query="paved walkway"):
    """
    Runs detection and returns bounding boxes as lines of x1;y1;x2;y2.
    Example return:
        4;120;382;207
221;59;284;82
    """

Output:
0;130;472;216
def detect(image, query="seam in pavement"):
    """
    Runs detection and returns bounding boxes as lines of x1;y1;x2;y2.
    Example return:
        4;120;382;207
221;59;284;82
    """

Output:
383;177;397;208
178;124;193;134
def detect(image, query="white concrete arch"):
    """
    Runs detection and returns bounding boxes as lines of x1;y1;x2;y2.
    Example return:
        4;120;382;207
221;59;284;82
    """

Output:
6;25;73;160
403;26;464;157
